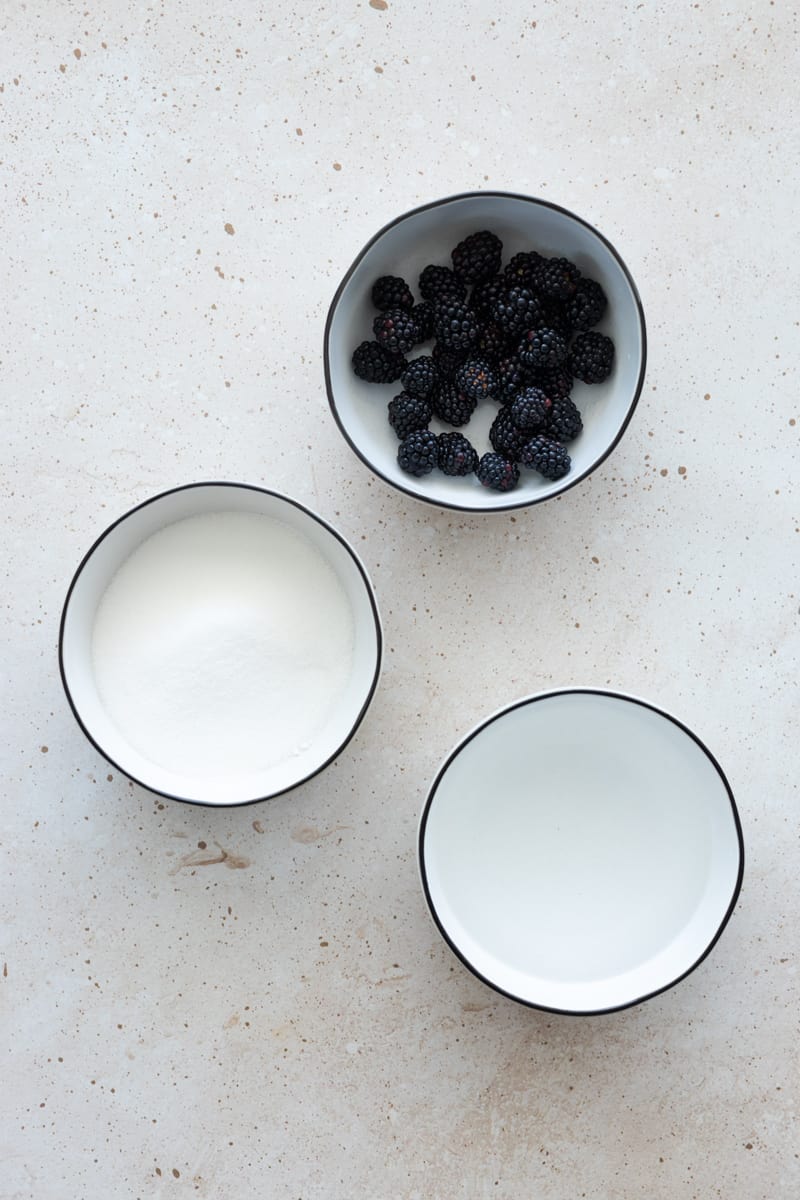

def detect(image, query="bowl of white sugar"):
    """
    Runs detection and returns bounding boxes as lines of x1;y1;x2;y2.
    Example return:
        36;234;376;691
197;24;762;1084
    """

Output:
59;483;382;806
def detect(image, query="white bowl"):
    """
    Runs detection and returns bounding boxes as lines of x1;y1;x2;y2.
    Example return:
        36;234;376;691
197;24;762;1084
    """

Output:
59;483;382;806
325;191;646;512
419;690;743;1014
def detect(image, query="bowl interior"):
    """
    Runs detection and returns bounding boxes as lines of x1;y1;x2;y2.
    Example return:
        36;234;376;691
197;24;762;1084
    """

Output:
420;691;742;1012
327;193;645;511
60;484;381;805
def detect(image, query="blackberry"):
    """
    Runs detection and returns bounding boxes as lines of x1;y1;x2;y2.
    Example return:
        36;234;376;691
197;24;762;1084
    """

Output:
411;300;435;343
491;286;544;337
401;356;438;398
352;340;406;384
489;407;528;461
565;278;607;331
495;354;529;404
533;256;581;299
431;381;477;427
455;358;497;402
437;432;479;477
387;392;432;440
519;435;571;480
518;326;568;371
371;275;414;312
546;396;583;442
471;275;505;319
397;429;439;477
504;250;547;287
476;452;520;492
473;320;505;362
533;362;574;401
373;307;419;355
510;386;552;433
570;331;615;383
539;298;574;340
431;298;480;350
451;230;503;284
418;264;466;303
432;341;468;379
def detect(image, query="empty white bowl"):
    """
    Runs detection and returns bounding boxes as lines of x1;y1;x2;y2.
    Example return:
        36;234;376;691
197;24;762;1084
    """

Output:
419;689;743;1013
59;483;382;806
325;191;646;512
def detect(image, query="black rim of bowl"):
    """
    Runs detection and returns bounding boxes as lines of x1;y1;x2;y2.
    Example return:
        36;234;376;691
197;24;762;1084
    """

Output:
324;190;648;513
418;687;745;1015
58;480;384;808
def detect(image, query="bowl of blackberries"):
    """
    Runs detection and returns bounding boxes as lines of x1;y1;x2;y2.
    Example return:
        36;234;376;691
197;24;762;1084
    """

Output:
324;191;646;511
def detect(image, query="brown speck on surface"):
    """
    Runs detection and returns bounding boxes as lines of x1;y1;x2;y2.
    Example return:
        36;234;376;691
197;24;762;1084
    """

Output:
106;774;113;781
790;418;796;427
40;745;48;753
223;1013;240;1029
295;127;303;136
369;0;388;8
591;555;599;564
73;48;82;58
319;940;329;947
197;840;207;849
224;222;235;235
333;162;342;171
678;465;687;475
292;825;322;844
171;841;250;874
155;1167;161;1177
374;65;383;73
172;1168;180;1178
59;64;66;73
704;392;711;399
745;1143;753;1150
3;962;7;978
252;819;265;833
660;468;668;476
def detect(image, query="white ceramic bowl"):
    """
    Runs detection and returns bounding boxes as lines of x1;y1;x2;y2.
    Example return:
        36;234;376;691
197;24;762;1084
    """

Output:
59;483;382;806
325;191;646;512
419;690;743;1014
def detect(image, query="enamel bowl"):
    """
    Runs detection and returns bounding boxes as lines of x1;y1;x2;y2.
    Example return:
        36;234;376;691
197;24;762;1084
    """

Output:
419;690;743;1014
59;482;382;806
325;191;646;512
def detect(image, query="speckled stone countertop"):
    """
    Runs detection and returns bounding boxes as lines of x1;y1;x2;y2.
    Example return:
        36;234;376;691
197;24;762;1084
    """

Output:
2;2;798;1197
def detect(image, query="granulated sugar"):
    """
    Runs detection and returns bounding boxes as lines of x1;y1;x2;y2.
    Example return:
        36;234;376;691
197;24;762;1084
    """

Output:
91;510;355;777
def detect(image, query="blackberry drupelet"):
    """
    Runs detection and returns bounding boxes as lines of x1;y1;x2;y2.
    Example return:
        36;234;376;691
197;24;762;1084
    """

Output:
401;356;438;398
491;286;544;337
352;340;406;383
372;307;419;355
519;435;571;480
533;255;581;299
431;297;480;350
431;381;478;427
411;301;435;343
570;331;615;383
510;386;552;433
418;264;466;303
451;230;503;284
518;327;568;371
455;358;497;402
476;452;520;492
387;392;432;440
437;432;479;477
546;396;583;442
495;354;529;404
397;429;439;477
489;407;528;461
566;278;607;331
371;275;414;312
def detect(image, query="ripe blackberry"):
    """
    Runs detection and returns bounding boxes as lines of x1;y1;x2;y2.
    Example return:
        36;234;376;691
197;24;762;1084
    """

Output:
504;250;547;287
491;286;544;337
470;275;505;319
495;354;529;404
437;432;479;476
431;298;480;350
570;331;615;383
476;452;520;492
371;275;414;312
518;326;568;371
533;362;574;401
451;230;503;284
387;392;432;440
401;356;438;398
566;278;607;331
397;429;439;477
533;256;581;299
455;358;497;401
519;435;571;480
373;307;419;355
489;408;528;461
432;341;468;379
546;396;583;442
418;264;466;303
431;381;477;427
411;301;435;343
352;340;406;384
510;386;552;433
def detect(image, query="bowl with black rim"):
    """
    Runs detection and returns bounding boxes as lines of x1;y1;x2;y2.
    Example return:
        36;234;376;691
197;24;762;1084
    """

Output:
324;191;646;512
418;688;744;1014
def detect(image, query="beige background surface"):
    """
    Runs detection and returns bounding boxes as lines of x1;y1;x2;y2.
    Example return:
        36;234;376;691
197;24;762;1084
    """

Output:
2;2;798;1197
